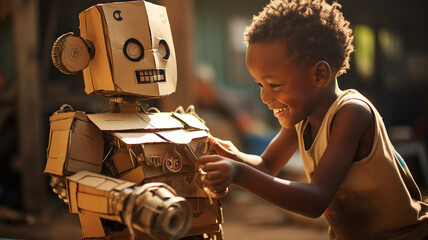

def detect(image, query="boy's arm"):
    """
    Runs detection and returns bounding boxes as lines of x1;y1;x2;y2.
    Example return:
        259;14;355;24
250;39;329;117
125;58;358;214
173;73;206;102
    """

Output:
209;127;298;175
260;127;298;175
199;100;372;218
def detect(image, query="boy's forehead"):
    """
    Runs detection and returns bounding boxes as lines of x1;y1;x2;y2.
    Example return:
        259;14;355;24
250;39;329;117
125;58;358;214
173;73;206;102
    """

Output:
246;41;289;65
247;41;308;69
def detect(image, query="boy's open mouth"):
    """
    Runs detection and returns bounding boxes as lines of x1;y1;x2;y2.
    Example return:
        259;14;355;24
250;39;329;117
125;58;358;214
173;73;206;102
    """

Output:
273;107;287;114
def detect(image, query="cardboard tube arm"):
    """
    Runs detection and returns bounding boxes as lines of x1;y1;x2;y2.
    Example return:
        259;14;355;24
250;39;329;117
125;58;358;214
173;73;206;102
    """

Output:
65;171;192;240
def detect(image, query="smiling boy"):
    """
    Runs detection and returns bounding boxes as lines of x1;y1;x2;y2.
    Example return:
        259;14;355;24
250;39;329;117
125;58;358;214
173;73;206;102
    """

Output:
197;0;428;239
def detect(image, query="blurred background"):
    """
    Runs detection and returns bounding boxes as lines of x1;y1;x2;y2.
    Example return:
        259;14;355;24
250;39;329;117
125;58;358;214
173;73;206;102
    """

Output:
0;0;427;239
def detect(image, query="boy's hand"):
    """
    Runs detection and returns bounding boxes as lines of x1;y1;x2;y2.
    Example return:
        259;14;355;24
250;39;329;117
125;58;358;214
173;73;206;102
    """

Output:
209;137;243;162
197;154;238;195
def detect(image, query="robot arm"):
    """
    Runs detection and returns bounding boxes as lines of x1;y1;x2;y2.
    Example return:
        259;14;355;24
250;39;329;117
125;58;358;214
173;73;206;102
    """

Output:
66;171;191;240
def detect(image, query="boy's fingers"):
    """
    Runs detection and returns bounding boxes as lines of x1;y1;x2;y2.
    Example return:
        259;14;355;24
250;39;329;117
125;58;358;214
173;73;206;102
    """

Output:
203;178;228;193
205;182;228;193
203;178;224;187
197;155;221;168
209;137;233;158
204;170;223;180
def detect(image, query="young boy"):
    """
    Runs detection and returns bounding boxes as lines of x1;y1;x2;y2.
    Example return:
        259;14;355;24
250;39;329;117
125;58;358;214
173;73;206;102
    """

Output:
197;0;428;239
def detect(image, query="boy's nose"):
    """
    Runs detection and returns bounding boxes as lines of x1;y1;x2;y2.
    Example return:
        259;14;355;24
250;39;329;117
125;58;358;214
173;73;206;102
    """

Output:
260;89;274;105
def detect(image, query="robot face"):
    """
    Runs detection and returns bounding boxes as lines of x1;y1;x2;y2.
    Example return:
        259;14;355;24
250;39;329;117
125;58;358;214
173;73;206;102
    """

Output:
79;1;177;98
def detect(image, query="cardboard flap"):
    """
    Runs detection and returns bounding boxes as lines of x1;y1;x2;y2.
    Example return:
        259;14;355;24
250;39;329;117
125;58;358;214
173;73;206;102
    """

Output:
88;112;184;131
113;132;167;144
156;130;209;145
172;113;209;130
137;112;183;129
87;113;149;131
114;129;208;145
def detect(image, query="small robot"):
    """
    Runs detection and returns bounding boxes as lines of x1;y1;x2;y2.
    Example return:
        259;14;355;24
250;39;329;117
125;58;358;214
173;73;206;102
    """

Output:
44;1;225;239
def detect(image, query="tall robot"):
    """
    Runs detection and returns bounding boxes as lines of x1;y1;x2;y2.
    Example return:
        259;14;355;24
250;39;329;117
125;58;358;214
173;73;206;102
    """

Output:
44;1;225;239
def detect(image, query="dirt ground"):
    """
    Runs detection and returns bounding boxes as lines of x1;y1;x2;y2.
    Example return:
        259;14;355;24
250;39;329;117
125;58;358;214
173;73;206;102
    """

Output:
0;189;329;240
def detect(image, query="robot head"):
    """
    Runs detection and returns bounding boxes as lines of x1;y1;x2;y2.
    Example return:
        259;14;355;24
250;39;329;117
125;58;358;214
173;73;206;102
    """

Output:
51;1;177;99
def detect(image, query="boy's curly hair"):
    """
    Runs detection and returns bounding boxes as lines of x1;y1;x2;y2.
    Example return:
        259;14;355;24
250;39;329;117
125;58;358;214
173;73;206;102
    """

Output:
244;0;354;76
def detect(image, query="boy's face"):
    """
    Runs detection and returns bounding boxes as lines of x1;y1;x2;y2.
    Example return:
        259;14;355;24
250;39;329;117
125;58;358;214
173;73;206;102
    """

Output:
246;41;318;128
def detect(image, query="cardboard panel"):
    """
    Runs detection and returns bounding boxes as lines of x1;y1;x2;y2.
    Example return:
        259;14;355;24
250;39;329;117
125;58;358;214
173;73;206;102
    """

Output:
137;112;183;129
157;130;209;145
78;192;108;213
78;184;106;196
101;2;161;96
187;137;209;158
145;1;177;96
67;180;78;213
80;5;115;94
87;113;150;131
114;181;136;191
112;148;134;174
119;166;145;184
87;112;184;131
66;119;103;174
78;213;106;238
46;111;103;175
68;171;135;191
172;113;209;130
187;198;220;227
45;129;70;175
114;132;166;145
75;175;106;188
66;160;103;175
45;112;84;175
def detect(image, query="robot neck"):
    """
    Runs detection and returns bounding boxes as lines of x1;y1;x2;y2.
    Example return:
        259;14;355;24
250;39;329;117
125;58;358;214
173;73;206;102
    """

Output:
109;96;142;113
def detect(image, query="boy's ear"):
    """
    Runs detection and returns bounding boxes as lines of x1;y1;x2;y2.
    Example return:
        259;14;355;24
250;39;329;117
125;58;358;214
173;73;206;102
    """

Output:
312;60;331;88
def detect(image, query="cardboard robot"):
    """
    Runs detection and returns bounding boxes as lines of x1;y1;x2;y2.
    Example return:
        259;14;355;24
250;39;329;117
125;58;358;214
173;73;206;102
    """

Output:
44;1;225;239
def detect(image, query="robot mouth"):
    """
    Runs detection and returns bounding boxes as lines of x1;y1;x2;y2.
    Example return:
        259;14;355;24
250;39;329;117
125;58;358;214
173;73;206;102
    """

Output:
135;69;166;84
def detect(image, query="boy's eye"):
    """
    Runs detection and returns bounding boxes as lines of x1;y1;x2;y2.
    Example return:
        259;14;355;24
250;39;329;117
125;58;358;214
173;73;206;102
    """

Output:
270;84;282;88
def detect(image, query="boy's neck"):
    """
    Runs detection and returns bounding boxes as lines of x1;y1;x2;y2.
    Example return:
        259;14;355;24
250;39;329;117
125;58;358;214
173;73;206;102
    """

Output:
306;78;342;138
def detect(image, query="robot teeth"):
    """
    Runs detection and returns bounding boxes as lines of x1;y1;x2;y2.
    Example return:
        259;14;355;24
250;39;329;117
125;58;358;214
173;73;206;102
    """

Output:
135;69;166;84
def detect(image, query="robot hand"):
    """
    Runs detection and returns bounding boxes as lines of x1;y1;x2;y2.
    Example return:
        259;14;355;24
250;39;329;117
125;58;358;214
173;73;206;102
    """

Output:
49;176;69;203
111;183;192;240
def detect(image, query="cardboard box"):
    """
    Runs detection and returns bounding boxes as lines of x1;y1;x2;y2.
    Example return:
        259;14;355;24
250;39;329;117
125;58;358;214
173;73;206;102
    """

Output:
79;1;177;98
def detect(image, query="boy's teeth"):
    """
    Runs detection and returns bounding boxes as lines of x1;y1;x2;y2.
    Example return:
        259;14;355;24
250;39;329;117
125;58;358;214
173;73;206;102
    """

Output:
273;108;286;114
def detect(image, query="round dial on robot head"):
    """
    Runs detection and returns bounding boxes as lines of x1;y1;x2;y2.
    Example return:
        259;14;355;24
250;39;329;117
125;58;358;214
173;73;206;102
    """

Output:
51;32;92;75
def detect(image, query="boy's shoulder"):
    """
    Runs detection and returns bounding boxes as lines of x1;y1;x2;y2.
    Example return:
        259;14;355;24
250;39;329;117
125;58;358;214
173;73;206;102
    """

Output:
334;89;373;123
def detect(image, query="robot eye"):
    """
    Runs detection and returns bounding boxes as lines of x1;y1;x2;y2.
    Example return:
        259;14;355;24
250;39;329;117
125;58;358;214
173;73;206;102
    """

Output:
123;38;144;62
158;39;170;60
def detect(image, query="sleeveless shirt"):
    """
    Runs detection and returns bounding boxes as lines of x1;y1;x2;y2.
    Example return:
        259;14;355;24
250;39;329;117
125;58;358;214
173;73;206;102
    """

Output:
295;89;428;239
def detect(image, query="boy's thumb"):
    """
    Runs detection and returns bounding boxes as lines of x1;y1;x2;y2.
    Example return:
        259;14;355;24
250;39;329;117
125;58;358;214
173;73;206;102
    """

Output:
209;137;217;148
